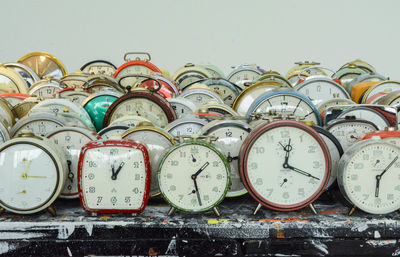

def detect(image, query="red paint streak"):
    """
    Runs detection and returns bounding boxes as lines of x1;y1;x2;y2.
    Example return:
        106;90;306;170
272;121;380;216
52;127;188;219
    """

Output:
320;210;345;215
162;220;168;224
345;220;358;223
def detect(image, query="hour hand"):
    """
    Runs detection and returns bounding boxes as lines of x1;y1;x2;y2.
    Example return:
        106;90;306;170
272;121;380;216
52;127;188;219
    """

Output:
112;162;125;180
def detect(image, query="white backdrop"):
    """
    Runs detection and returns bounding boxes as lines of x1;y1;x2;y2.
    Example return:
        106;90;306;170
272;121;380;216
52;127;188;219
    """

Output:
1;0;399;79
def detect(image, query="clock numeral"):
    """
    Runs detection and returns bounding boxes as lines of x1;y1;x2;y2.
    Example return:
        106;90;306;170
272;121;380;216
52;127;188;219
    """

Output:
133;188;139;194
88;161;97;168
125;197;131;203
280;131;289;138
309;178;317;185
212;187;219;192
254;147;265;154
313;161;321;169
213;161;219;167
110;149;119;156
191;148;199;154
135;174;141;180
67;185;72;191
167;173;173;179
354;185;361;192
395;185;400;191
308;146;317;153
203;195;209;201
225;131;232;137
97;196;103;204
373;150;383;156
169;185;176;191
351;174;358;181
266;135;274;143
65;136;71;142
354;163;363;169
266;188;273;197
36;197;41;202
21;201;27;207
180;151;186;158
298;188;305;197
283;192;290;199
216;174;222;180
395;162;400;168
111;197;117;204
133;162;139;168
375;198;381;205
387;194;394;200
362;194;369;200
89;187;95;193
250;162;258;169
255;178;263;185
191;198;197;205
171;161;179;166
362;154;369;160
178;194;184;200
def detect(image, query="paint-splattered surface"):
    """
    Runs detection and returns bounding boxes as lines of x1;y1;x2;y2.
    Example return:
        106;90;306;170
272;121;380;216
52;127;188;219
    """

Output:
1;193;400;256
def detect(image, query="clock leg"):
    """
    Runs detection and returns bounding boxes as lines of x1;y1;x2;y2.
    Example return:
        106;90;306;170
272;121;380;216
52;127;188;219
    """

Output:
131;213;138;217
309;204;318;215
47;206;57;217
213;207;221;217
253;203;262;215
348;205;357;216
91;212;98;217
0;208;4;215
168;207;176;216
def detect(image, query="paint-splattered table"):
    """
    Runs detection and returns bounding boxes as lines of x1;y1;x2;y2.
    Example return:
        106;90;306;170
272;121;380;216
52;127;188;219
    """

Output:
0;193;399;256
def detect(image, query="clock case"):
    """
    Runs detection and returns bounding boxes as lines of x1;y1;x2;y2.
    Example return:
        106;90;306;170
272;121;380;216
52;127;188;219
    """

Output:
78;139;151;214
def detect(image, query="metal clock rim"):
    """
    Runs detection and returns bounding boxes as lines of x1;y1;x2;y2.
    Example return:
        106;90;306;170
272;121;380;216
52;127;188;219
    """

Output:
80;60;117;71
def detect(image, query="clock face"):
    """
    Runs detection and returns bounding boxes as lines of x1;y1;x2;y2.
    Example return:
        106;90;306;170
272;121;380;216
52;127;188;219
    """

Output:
115;65;154;88
169;100;195;118
339;142;400;214
84;95;119;131
249;93;320;125
318;133;341;189
80;145;148;211
337;108;390;129
12;119;64;137
0;143;59;211
158;142;229;212
208;85;237;106
205;124;250;197
60;78;87;89
30;85;61;99
228;70;260;86
296;79;350;105
383;137;400;148
122;129;174;196
81;62;116;76
182;91;220;106
243;123;329;210
328;121;378;151
168;121;205;137
2;96;24;107
366;82;400;101
109;98;170;128
48;129;95;198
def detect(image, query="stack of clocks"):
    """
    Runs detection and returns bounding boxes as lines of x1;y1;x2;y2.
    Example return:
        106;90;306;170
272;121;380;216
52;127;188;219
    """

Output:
0;52;399;218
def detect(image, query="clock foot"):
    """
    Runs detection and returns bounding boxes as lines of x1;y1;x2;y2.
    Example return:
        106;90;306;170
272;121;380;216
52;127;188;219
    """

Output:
131;213;138;217
168;207;176;216
253;203;262;215
47;206;57;217
213;207;221;217
0;208;4;215
309;203;318;215
348;205;357;216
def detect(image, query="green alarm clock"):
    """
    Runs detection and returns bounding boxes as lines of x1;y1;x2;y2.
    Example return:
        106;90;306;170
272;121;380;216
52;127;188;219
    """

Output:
82;91;123;131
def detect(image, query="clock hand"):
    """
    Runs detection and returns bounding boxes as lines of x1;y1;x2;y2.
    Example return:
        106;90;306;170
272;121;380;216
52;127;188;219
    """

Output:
67;160;74;183
286;165;320;180
280;139;292;168
26;175;47;179
192;178;202;206
280;178;288;187
21;159;32;179
191;154;197;163
111;162;125;180
375;156;398;197
192;162;210;178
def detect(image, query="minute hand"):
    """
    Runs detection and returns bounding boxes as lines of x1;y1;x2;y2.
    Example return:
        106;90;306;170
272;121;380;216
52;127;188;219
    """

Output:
287;165;320;180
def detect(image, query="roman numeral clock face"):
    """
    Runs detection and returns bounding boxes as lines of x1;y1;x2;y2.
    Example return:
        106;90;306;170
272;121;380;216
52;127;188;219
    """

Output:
79;143;150;213
241;121;330;211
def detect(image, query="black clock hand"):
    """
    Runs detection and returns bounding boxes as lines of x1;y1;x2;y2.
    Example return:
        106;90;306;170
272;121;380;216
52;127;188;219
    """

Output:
375;156;398;197
192;162;210;178
111;162;125;180
280;139;292;168
286;165;320;180
192;178;202;206
191;154;197;163
67;160;74;183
